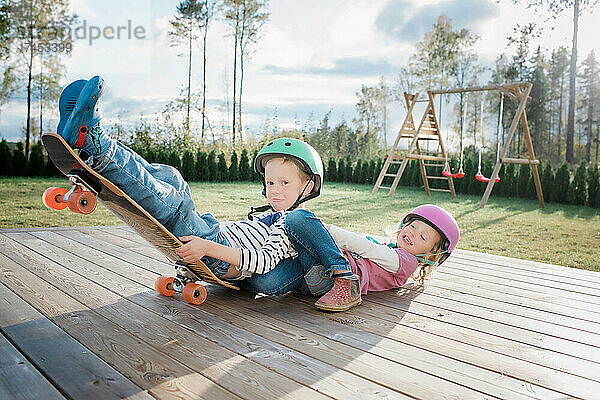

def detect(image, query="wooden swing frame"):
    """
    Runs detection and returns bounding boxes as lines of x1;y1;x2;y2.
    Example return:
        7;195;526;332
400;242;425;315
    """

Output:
372;81;544;209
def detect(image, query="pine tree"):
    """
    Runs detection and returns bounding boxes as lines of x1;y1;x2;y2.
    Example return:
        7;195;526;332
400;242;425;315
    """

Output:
181;150;196;181
345;155;353;183
168;150;181;170
239;149;251;181
517;164;531;198
587;163;599;207
337;158;346;183
327;158;337;183
28;141;45;177
366;160;376;185
207;150;217;181
504;163;516;198
553;163;571;204
353;159;363;183
229;151;239;181
572;161;587;205
217;152;228;182
0;139;13;176
157;147;169;165
12;142;27;176
541;162;555;203
195;150;208;181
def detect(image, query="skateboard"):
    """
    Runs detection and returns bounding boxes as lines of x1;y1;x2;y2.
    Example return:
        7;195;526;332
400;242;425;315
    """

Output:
41;133;239;305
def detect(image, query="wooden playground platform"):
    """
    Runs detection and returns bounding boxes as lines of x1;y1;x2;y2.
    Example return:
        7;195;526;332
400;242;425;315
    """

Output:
1;225;599;399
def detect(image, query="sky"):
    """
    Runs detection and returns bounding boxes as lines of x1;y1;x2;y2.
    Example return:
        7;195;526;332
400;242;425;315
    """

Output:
2;0;600;145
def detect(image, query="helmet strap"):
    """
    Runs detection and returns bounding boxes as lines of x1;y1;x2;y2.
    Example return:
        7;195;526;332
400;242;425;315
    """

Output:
286;178;313;212
247;204;273;220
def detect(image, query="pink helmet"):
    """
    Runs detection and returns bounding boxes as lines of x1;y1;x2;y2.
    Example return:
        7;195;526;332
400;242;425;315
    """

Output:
400;204;459;264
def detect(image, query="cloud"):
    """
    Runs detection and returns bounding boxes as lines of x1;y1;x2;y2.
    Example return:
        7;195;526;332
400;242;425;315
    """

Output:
376;0;499;42
261;56;396;77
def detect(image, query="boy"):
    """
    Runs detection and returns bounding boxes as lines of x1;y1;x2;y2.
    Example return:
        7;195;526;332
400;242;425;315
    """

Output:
57;75;332;280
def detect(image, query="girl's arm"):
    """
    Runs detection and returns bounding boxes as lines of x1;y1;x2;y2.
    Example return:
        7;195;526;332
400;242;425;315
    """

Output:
326;224;400;273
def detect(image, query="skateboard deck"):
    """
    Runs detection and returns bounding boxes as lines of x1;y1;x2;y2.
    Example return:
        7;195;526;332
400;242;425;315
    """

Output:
42;133;239;304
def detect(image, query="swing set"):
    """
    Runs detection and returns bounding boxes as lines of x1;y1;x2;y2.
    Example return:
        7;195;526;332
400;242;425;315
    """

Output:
372;82;544;209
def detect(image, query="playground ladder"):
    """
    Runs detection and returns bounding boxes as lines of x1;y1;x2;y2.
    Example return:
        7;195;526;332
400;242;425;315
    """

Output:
372;92;456;198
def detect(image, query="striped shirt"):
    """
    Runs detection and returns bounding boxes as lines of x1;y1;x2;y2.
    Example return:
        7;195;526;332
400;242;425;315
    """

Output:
220;211;297;276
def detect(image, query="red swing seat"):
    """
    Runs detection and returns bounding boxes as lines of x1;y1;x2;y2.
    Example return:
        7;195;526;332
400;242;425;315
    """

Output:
442;170;465;179
475;172;500;183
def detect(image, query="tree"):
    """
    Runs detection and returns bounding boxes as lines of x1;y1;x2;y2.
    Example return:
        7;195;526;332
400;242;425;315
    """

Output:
228;151;239;181
195;149;208;181
527;48;550;157
578;51;600;162
28;140;44;176
0;139;12;176
216;152;228;181
506;23;540;155
238;148;251;180
237;0;268;142
181;149;196;181
586;162;599;207
207;150;217;181
413;15;464;90
170;0;204;140
548;47;570;161
198;1;217;144
354;85;382;158
12;142;27;176
515;0;600;162
7;0;76;158
553;163;571;203
572;161;587;204
223;0;241;142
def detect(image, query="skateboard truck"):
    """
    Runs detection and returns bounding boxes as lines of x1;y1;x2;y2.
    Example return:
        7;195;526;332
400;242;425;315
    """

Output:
172;261;200;292
155;261;209;305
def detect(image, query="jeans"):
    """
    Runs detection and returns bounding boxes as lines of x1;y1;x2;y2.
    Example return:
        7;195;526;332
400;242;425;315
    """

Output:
239;209;351;296
91;138;231;276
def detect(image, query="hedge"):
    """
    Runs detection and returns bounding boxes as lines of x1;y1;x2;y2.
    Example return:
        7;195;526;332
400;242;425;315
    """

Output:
2;138;599;208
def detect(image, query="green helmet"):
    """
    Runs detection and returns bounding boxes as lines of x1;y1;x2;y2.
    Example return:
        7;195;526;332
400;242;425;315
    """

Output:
254;137;324;199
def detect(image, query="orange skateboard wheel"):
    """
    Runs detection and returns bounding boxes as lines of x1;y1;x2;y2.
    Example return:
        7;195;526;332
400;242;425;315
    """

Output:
182;283;207;305
155;276;176;296
42;187;68;210
67;190;97;214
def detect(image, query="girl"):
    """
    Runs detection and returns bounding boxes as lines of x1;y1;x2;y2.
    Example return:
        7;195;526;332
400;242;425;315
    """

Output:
313;205;459;311
239;205;459;312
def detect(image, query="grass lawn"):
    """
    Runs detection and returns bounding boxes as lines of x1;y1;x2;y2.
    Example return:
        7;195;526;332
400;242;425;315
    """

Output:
1;177;599;271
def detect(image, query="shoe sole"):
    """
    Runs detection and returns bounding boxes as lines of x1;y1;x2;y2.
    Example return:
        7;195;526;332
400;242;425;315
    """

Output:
63;76;105;148
57;79;87;135
315;297;362;312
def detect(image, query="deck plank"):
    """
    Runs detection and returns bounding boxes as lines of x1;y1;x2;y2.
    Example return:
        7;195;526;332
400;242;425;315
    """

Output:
2;225;600;399
0;314;66;400
0;263;152;400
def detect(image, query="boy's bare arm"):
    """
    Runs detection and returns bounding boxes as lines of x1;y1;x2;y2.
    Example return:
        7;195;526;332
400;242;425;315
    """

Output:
176;235;242;266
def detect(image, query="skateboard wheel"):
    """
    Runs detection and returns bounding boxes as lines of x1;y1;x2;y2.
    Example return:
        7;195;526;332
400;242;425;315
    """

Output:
67;190;97;215
182;283;207;305
155;276;176;297
42;187;68;210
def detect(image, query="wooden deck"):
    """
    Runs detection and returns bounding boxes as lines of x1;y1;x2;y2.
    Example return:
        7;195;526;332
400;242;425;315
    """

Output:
1;225;599;399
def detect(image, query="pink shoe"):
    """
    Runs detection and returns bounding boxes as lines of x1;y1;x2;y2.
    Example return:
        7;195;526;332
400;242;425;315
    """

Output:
315;277;361;312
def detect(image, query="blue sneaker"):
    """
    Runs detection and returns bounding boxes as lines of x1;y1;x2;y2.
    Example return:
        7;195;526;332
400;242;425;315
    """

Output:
61;75;108;157
56;79;87;136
